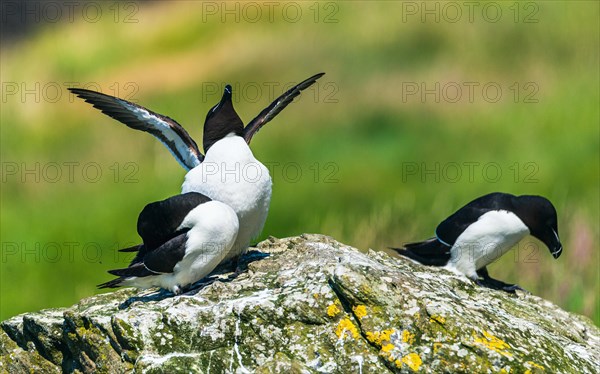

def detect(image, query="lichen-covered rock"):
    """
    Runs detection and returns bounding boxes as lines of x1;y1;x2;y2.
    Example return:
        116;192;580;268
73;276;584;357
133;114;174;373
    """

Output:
1;234;598;373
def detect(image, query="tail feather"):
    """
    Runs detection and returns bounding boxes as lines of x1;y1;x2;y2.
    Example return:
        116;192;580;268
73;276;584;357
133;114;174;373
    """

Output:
97;277;125;289
391;238;451;266
99;246;155;289
108;262;155;278
119;244;142;253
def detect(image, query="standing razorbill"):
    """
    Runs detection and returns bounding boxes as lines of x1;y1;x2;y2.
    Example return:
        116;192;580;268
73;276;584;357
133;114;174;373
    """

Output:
392;192;562;292
98;192;239;294
69;73;323;262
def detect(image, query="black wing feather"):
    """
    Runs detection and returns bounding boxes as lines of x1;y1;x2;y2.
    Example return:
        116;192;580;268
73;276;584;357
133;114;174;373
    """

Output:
435;192;515;246
243;72;325;144
137;192;211;251
100;230;189;288
391;238;451;266
98;278;126;289
107;262;157;278
141;233;188;274
119;244;142;253
68;88;203;170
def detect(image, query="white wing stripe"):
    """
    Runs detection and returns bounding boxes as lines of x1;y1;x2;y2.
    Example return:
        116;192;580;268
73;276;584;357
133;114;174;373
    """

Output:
121;101;201;170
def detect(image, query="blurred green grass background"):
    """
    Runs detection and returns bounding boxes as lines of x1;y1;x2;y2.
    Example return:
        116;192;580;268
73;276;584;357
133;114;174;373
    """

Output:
1;1;598;325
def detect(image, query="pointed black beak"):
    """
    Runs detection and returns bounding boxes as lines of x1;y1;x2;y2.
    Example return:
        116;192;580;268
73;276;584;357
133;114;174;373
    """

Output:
548;229;562;259
210;84;232;114
536;228;562;259
222;84;232;103
208;84;233;116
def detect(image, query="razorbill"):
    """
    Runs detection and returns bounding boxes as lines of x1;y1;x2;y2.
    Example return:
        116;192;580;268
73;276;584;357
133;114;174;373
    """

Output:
69;73;323;261
392;192;562;292
98;192;239;294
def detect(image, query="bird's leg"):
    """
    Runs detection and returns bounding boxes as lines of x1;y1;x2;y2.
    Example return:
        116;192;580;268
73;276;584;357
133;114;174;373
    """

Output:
228;256;243;280
204;256;245;282
179;277;220;296
211;257;238;275
475;267;528;294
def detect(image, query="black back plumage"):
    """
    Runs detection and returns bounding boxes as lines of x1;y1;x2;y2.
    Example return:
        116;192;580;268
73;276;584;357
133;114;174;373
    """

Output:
137;192;212;250
435;192;516;246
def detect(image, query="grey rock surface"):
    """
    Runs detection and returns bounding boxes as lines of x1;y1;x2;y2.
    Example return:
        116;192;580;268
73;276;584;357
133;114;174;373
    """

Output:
1;234;598;373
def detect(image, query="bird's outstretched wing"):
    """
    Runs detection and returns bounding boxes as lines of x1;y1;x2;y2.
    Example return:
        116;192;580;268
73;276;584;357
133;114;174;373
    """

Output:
69;88;203;170
243;72;325;144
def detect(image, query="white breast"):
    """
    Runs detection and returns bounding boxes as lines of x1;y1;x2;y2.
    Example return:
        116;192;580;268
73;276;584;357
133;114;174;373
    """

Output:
445;210;530;280
181;135;272;260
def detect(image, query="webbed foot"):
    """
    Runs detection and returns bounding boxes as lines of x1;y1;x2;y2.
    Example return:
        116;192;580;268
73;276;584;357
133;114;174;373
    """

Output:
475;267;528;294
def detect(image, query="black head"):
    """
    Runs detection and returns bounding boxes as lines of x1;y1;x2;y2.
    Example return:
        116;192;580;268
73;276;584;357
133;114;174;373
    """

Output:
203;85;244;153
513;195;562;259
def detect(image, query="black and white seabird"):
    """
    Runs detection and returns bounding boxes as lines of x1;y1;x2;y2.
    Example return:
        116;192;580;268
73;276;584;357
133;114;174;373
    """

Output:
69;73;324;262
98;192;239;294
393;192;563;292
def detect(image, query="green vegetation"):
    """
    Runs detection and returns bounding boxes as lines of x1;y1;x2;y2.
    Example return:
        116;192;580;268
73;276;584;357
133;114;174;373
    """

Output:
1;2;598;325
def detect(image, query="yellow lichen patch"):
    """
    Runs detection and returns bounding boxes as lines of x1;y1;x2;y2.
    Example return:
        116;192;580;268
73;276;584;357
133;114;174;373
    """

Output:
326;303;341;317
335;318;359;340
401;352;423;372
473;330;512;357
366;329;395;346
352;304;368;320
381;343;397;363
402;329;416;345
429;315;446;324
525;361;545;371
433;342;442;353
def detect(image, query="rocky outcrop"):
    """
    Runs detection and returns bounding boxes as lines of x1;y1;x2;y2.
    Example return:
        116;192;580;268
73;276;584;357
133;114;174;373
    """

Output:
1;234;598;373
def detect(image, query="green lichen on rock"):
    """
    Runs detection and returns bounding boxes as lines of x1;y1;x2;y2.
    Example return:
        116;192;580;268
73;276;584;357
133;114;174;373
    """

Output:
1;234;598;373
